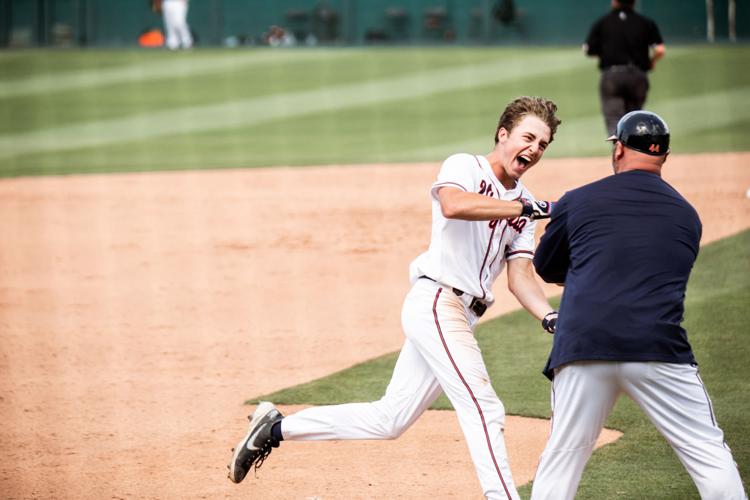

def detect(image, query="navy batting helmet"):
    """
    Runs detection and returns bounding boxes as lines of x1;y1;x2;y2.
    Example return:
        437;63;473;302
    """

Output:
606;110;670;156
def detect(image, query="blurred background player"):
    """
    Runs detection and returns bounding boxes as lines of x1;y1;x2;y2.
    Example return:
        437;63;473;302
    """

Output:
584;0;665;135
160;0;193;50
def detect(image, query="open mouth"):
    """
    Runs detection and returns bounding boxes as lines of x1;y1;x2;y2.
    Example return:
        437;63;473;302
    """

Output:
517;155;531;167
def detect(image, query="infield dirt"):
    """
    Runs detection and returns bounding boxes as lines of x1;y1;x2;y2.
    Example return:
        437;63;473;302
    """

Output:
1;153;749;499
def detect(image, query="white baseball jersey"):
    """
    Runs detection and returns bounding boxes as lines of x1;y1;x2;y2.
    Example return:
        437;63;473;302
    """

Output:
280;152;536;499
410;153;537;306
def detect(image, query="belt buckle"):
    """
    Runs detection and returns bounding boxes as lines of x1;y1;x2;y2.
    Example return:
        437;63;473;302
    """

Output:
470;298;487;317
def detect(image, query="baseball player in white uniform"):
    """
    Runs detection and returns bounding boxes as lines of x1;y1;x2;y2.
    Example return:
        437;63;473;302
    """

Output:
162;0;192;50
228;96;563;499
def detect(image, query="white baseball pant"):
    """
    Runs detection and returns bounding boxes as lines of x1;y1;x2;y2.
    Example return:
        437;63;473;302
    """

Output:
531;361;747;500
282;278;520;499
162;0;192;50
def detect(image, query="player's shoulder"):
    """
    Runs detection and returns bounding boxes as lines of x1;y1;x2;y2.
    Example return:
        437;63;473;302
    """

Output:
569;174;611;194
442;153;480;166
435;153;484;192
440;153;485;178
596;9;622;25
558;174;615;204
659;177;698;210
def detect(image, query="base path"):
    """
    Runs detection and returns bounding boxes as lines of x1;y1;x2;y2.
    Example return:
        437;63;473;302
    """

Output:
1;153;748;499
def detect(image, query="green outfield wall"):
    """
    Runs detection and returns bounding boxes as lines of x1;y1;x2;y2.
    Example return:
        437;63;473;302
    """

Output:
1;0;748;48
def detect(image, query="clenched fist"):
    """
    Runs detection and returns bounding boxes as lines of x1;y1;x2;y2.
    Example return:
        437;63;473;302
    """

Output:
520;198;556;220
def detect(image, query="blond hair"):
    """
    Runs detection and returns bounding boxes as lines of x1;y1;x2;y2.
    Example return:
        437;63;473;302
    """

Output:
494;96;562;144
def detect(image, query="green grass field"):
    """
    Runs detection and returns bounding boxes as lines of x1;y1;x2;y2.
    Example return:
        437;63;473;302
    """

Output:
0;45;749;177
253;229;750;498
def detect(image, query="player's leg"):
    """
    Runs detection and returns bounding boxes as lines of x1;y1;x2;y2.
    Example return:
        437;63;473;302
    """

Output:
162;1;179;50
530;362;620;500
600;71;625;136
280;337;442;440
620;362;747;500
228;286;443;484
405;282;518;500
175;2;193;49
623;69;649;113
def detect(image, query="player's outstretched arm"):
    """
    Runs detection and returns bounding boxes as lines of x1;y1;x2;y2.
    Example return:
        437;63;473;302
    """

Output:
438;187;554;221
507;258;556;324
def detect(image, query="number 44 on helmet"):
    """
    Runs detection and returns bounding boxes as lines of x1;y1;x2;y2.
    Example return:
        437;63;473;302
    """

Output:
607;110;670;156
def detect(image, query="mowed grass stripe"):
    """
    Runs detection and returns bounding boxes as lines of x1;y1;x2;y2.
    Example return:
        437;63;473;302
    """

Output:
0;51;589;160
0;48;580;136
0;50;357;99
1;46;747;175
392;84;750;161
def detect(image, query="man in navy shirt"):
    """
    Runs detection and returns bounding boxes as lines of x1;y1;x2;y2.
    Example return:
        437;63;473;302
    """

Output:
529;111;746;500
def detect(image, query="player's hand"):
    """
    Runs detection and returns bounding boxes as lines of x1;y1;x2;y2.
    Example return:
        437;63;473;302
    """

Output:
520;198;556;220
542;311;558;334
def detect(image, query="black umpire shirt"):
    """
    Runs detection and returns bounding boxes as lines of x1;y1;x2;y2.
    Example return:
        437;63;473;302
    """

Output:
534;170;701;380
585;8;663;72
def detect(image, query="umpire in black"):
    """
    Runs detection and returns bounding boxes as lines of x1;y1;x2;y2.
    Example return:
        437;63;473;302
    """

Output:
528;111;747;499
584;0;665;135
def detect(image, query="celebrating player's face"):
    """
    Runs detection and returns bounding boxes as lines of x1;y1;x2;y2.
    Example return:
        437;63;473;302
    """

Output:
497;115;551;181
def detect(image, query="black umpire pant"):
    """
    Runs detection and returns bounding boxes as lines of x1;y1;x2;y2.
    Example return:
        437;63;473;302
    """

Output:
599;65;649;136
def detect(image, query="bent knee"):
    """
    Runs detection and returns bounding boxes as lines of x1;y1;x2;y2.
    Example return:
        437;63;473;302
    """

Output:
382;424;408;440
368;400;413;440
369;417;409;440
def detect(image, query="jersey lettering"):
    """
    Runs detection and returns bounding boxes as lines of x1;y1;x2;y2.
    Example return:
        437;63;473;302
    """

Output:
508;217;527;233
478;179;494;198
418;154;536;306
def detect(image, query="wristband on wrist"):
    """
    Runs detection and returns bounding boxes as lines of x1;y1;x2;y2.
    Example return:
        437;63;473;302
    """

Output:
519;199;533;218
542;311;558;334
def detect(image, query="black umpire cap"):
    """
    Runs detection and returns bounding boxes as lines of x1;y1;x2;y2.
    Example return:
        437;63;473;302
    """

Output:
606;110;670;156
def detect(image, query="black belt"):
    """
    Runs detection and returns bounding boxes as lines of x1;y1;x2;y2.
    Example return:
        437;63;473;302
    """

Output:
603;64;642;72
419;276;487;317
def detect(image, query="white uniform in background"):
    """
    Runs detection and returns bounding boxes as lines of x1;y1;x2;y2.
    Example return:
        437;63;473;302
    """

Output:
162;0;192;50
281;153;539;499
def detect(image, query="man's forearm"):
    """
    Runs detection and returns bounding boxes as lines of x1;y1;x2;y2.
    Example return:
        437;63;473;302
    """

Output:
439;190;523;221
439;189;554;221
509;266;555;321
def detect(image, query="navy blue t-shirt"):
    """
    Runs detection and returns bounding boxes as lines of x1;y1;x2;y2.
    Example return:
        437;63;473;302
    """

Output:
534;170;701;380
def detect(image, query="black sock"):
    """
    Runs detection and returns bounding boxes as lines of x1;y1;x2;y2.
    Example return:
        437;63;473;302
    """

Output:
271;420;284;442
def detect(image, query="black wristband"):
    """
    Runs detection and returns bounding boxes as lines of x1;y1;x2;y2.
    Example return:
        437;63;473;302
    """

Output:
542;311;558;334
519;199;533;218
